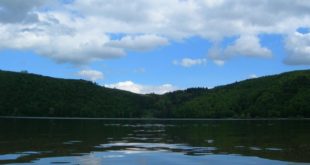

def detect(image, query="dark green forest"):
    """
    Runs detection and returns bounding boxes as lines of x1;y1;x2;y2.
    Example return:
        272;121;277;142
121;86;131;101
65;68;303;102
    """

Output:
0;69;309;118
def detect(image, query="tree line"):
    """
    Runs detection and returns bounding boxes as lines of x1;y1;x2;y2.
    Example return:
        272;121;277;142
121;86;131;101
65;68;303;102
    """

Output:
0;69;309;118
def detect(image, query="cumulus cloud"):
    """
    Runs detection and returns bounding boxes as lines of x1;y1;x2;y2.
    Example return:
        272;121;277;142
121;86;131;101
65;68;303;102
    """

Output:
0;13;126;64
225;35;272;58
107;34;168;51
77;69;104;81
173;58;207;67
284;31;310;65
0;0;310;65
208;35;272;64
105;81;178;94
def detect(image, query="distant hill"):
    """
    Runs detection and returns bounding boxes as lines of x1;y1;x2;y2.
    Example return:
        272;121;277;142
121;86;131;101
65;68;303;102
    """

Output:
0;69;309;118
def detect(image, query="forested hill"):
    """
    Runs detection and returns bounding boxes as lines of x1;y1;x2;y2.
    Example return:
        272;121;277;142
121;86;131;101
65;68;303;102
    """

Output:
157;70;310;118
0;69;309;118
0;70;148;117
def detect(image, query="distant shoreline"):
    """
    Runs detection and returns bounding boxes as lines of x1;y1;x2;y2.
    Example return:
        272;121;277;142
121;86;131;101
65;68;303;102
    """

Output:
1;116;309;121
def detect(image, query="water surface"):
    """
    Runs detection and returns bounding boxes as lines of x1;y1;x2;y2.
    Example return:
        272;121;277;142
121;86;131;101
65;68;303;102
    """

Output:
0;118;309;164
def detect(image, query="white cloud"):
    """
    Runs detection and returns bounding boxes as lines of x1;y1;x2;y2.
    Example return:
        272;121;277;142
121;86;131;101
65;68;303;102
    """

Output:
213;60;225;66
77;69;104;81
0;17;126;64
107;34;168;51
225;35;272;58
208;35;272;64
0;0;310;65
284;31;310;65
105;81;178;94
173;58;207;67
249;74;258;79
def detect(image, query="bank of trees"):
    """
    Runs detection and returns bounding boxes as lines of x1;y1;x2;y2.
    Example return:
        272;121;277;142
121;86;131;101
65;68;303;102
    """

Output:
0;70;309;118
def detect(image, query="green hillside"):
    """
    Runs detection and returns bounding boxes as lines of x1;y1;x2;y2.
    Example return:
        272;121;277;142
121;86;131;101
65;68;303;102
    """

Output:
159;70;310;118
0;69;309;118
0;70;149;117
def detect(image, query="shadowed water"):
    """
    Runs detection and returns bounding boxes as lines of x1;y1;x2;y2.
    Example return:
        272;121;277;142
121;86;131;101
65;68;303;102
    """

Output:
0;118;309;164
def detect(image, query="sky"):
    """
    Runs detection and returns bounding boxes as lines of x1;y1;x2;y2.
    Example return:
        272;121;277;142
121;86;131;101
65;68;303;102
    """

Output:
0;0;309;94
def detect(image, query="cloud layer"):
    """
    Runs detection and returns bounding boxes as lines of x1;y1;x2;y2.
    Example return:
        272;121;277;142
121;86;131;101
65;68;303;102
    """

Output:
105;81;178;94
0;0;310;65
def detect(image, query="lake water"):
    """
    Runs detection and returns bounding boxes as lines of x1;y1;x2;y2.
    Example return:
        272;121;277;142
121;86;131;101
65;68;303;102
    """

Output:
0;118;309;165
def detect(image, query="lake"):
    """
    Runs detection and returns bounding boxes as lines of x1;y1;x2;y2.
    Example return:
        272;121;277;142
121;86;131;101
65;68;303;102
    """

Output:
0;118;309;165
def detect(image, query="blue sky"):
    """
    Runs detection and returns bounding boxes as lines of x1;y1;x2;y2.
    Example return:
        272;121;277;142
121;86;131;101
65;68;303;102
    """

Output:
0;0;309;94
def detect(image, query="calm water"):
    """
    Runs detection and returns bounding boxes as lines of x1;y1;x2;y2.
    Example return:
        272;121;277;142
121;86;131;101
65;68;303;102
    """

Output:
0;118;309;165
